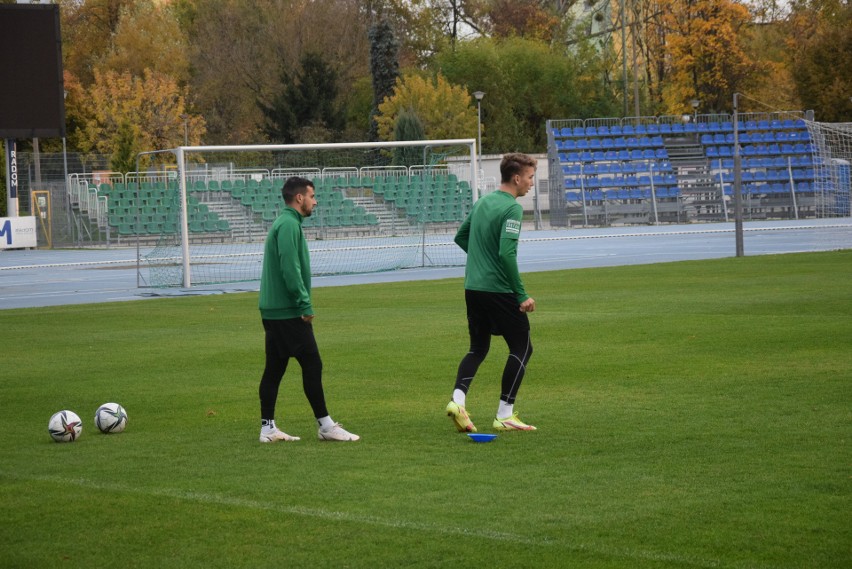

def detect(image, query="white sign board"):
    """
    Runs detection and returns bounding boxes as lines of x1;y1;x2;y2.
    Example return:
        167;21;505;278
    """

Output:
0;216;37;249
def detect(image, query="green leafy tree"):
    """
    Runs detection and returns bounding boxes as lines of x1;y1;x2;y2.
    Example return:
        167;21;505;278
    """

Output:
788;0;852;121
439;36;617;152
259;52;344;144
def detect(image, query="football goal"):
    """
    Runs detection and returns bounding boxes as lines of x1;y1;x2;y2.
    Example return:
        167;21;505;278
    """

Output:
803;121;852;219
131;139;478;287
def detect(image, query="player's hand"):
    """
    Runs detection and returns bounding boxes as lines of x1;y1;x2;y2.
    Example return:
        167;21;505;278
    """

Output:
302;315;314;322
519;298;535;313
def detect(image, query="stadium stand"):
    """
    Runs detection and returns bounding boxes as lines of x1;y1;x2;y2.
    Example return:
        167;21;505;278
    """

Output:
547;110;848;227
66;168;473;245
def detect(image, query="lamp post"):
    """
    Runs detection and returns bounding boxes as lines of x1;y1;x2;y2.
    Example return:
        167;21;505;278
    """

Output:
691;99;700;124
473;91;485;176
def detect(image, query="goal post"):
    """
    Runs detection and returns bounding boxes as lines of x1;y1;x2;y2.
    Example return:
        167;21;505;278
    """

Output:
135;139;478;288
803;121;852;219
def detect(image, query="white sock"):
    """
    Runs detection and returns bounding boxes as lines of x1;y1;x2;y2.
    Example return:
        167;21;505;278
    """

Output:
317;416;335;430
497;401;513;419
261;419;275;431
452;389;466;406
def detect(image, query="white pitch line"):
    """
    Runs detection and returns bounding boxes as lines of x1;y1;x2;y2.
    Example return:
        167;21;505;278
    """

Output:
0;471;767;569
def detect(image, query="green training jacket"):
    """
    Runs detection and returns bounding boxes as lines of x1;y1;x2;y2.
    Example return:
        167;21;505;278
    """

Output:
454;190;529;303
259;206;313;319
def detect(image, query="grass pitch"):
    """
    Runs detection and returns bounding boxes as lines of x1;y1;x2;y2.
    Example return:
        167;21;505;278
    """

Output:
1;251;850;568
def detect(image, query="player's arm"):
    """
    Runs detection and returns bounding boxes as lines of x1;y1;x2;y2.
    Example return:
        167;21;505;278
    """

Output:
454;212;471;252
277;224;313;316
498;206;531;307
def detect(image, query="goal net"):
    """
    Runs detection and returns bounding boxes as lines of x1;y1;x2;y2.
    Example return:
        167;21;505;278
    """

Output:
804;121;852;218
132;140;477;287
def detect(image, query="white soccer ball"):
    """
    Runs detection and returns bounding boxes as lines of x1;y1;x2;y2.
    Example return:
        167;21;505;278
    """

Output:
95;402;128;434
48;410;83;442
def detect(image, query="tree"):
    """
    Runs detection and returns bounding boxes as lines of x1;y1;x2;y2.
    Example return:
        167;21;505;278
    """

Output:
788;0;852;122
657;0;761;114
375;73;477;142
439;37;617;152
259;52;345;144
186;0;370;144
487;0;561;41
111;120;137;173
60;0;134;86
392;108;426;166
79;69;205;165
369;19;400;141
100;0;190;84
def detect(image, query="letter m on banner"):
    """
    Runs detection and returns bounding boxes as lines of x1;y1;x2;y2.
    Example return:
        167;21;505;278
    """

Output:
0;219;11;245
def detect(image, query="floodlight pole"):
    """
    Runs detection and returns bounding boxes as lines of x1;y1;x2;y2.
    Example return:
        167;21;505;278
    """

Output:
733;93;744;257
473;91;485;183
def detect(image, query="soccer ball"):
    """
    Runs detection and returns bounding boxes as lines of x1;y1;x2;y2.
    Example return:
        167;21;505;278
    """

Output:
95;402;128;434
48;410;83;442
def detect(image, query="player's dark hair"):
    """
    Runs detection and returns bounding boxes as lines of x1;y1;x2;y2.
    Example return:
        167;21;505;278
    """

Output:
281;176;314;204
500;153;537;183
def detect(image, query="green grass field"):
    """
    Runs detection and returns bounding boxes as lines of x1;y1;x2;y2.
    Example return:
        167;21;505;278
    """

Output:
1;251;850;568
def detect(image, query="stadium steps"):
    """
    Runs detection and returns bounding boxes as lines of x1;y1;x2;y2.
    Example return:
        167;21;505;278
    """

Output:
663;135;726;220
205;198;265;242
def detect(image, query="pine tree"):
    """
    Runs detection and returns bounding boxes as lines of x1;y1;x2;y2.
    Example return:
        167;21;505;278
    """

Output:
392;108;426;166
260;52;343;144
368;19;400;142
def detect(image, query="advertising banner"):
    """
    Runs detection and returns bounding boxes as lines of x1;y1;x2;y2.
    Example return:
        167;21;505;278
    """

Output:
0;216;37;249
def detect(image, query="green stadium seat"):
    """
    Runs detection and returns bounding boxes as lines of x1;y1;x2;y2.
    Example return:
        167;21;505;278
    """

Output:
216;219;231;232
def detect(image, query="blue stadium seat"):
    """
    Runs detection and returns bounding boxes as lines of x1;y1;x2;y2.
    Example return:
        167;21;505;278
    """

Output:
623;124;635;135
610;125;623;135
646;124;659;135
573;126;585;137
659;123;672;134
671;123;685;134
597;125;611;136
702;134;714;145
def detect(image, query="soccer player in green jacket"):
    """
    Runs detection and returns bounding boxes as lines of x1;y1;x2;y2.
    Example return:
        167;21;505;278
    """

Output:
258;176;359;443
446;153;538;433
